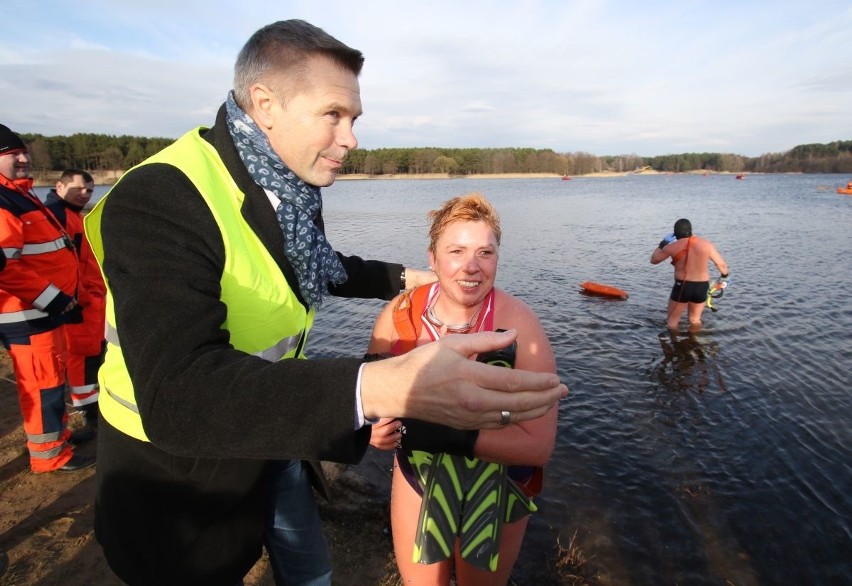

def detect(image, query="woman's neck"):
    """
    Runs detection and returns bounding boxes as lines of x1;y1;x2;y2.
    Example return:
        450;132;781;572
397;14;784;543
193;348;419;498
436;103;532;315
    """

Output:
425;287;486;335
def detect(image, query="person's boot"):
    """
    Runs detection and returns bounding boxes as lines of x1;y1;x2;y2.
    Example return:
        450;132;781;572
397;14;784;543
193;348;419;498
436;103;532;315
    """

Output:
56;453;96;472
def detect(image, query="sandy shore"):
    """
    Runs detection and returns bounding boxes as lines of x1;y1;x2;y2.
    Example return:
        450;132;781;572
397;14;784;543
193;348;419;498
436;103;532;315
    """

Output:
0;347;397;585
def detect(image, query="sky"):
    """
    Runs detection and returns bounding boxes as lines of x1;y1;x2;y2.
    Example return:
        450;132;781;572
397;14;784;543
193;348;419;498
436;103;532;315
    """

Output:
2;0;851;158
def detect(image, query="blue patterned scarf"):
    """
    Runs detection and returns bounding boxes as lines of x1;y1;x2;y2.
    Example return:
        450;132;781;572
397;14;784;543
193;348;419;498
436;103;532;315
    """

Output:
225;92;347;309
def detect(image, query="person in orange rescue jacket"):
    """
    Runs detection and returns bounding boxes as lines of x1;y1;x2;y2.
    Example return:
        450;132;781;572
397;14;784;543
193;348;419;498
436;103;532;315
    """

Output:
0;124;94;473
46;169;105;438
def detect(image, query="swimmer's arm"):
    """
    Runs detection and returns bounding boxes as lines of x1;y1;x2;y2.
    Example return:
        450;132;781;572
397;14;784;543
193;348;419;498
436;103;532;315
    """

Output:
650;246;670;264
709;246;729;276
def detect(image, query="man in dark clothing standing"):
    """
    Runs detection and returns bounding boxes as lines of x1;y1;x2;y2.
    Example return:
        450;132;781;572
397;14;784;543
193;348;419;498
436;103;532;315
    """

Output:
46;169;104;440
85;20;566;586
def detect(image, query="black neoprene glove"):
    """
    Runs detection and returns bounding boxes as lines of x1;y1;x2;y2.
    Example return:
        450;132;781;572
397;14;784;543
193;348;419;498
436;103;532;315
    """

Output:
63;304;84;324
44;292;83;324
400;418;479;457
43;291;76;317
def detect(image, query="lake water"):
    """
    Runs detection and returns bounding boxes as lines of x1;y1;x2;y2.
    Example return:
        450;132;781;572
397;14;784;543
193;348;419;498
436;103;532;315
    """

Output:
40;174;851;584
310;174;851;585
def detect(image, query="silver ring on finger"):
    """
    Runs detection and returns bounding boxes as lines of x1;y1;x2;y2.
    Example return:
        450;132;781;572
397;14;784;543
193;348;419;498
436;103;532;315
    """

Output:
500;410;511;426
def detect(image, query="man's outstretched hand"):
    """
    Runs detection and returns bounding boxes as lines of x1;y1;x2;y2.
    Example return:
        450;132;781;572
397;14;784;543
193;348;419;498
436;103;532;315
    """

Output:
360;329;567;429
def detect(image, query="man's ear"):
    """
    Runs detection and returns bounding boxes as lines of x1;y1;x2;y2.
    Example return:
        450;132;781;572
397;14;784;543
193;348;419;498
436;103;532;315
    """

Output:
55;181;64;195
249;83;277;129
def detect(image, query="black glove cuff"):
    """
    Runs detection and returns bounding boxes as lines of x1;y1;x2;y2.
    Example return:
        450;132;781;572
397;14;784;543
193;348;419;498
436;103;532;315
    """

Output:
43;291;75;317
659;239;668;249
401;418;479;457
446;426;479;457
721;273;729;279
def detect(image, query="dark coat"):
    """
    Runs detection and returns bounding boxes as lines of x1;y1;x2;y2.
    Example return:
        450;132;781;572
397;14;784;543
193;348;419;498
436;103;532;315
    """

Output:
94;104;402;585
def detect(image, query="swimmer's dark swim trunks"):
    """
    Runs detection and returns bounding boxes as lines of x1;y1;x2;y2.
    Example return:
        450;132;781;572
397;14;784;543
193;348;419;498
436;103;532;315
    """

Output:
670;280;709;303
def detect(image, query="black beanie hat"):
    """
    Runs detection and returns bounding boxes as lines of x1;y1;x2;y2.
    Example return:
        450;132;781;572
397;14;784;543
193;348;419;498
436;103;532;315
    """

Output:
0;124;26;155
674;218;692;239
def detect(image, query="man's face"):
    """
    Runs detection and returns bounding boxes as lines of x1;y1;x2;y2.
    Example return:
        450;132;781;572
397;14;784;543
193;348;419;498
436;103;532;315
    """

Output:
56;175;95;209
0;149;30;181
259;55;361;187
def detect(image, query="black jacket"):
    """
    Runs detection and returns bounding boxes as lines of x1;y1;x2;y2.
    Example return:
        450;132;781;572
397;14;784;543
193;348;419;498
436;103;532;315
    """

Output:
94;104;402;585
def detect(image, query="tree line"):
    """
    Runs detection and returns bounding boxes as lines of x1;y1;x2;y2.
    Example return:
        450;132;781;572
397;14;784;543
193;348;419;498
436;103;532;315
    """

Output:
20;133;174;177
20;132;852;178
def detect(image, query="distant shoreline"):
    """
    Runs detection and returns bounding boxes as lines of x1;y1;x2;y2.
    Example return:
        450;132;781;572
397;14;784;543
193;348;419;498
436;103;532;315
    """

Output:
32;168;761;187
336;172;576;180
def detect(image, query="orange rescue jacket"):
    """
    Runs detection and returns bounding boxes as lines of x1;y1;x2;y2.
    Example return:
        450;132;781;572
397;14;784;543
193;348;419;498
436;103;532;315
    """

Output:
0;181;79;339
46;193;106;354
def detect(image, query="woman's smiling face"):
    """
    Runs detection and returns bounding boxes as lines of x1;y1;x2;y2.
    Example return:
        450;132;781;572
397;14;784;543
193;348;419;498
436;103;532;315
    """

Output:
429;220;499;309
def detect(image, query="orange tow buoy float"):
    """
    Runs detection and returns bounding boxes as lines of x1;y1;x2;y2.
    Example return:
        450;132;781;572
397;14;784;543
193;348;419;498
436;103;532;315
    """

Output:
579;281;629;300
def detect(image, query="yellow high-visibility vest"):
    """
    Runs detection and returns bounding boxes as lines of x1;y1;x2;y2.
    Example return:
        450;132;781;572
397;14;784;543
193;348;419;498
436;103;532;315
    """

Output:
85;128;314;441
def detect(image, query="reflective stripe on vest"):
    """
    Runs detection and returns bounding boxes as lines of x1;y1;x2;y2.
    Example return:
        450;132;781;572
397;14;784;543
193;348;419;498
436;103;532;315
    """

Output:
0;308;48;324
85;127;314;442
2;246;21;259
27;430;64;443
33;284;62;310
29;443;65;459
23;236;71;255
104;322;302;363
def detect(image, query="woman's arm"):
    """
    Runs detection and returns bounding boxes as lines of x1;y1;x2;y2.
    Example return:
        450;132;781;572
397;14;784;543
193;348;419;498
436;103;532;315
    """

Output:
474;290;559;467
366;295;400;354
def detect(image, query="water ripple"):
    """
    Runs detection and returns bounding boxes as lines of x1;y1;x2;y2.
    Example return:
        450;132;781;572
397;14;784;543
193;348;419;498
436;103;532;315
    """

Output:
313;175;851;583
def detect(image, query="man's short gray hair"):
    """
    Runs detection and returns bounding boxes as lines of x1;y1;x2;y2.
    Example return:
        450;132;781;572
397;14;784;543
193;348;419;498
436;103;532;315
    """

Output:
233;19;364;110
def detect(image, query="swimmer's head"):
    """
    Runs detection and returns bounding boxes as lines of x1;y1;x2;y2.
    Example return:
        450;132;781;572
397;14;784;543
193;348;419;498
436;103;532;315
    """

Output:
674;218;692;239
